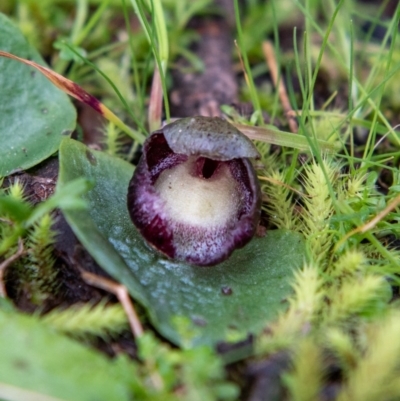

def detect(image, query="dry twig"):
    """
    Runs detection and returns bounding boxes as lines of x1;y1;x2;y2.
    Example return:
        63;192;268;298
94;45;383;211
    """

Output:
0;238;25;297
334;193;400;252
148;66;163;132
263;41;298;133
80;271;144;338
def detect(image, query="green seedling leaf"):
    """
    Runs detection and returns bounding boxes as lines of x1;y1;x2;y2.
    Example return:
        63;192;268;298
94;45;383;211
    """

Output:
0;13;76;177
0;307;135;401
54;39;87;64
58;138;306;347
235;123;339;153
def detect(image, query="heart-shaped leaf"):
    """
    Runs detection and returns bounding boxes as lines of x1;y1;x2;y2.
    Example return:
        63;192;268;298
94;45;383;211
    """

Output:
0;13;76;176
58;138;305;347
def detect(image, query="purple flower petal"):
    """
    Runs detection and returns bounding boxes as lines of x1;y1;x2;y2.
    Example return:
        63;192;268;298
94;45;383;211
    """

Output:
127;117;261;266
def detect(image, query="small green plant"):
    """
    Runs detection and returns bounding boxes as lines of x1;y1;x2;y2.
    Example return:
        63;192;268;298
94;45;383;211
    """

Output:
133;332;239;401
17;213;59;304
43;301;129;339
0;178;90;301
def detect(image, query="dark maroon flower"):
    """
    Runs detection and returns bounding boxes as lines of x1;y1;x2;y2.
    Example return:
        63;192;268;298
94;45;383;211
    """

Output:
127;116;261;266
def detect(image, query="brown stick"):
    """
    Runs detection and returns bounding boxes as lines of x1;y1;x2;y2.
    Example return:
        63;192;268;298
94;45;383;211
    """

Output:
148;66;163;132
80;271;167;389
334;192;400;252
0;238;25;297
80;271;144;338
262;41;298;133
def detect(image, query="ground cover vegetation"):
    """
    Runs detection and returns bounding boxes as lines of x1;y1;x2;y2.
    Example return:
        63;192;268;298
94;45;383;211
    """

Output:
0;0;400;400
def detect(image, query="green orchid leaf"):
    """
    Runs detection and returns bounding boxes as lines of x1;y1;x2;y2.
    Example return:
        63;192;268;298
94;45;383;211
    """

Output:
58;138;306;347
0;306;135;401
0;13;76;177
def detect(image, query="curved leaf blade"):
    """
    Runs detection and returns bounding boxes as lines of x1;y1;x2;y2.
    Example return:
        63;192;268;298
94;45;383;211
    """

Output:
58;138;306;346
0;306;134;401
0;13;76;176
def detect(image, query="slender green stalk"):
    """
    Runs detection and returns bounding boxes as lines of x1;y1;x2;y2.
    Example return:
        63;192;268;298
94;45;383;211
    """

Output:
63;42;147;137
364;13;399;161
346;20;357;170
293;27;306;102
233;0;263;125
303;0;315;117
235;124;338;153
70;0;88;44
151;0;169;75
295;0;400;145
270;0;282;123
129;0;170;121
74;0;112;45
121;0;144;114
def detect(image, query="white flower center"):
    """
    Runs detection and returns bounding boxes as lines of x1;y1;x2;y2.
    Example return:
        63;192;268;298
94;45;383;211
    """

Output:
155;157;240;228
